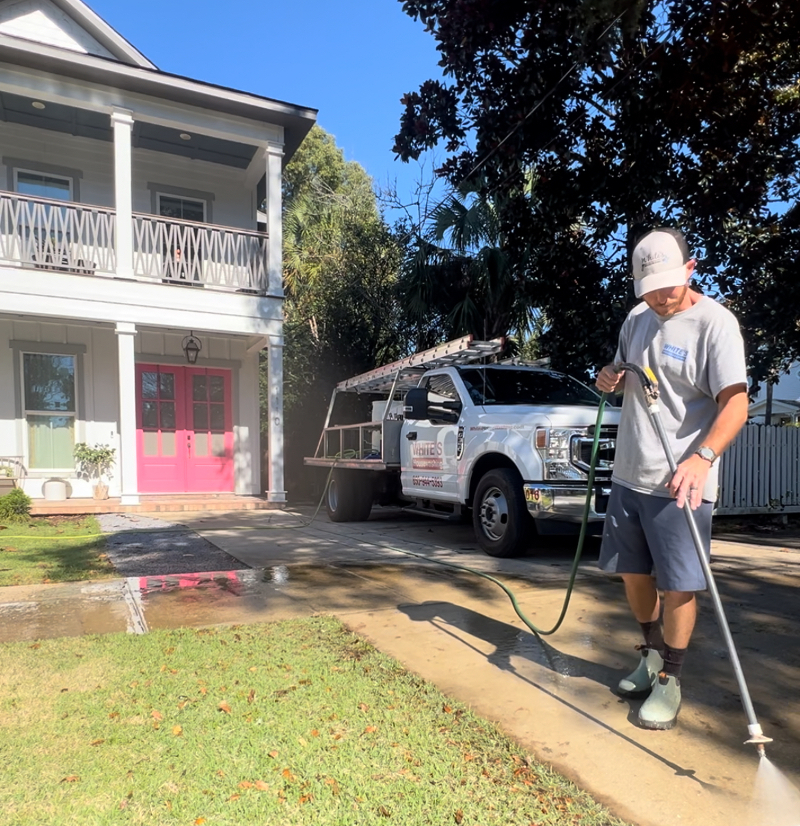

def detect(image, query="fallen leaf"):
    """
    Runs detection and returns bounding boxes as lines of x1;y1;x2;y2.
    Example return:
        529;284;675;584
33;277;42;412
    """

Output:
61;775;80;783
227;794;240;802
282;769;296;781
255;780;270;791
378;805;392;817
268;750;279;759
364;726;377;734
454;810;464;824
218;702;232;714
310;729;319;737
199;686;207;695
247;689;255;704
151;710;163;721
195;819;206;825
29;643;40;649
90;739;105;747
299;794;313;804
443;705;453;713
358;703;369;712
238;781;253;789
172;725;183;737
216;770;225;778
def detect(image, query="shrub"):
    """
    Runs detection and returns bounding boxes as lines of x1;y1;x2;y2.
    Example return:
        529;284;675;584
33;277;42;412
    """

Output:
0;488;32;522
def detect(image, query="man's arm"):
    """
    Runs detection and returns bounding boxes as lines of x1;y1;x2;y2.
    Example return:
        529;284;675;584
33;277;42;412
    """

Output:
669;383;749;509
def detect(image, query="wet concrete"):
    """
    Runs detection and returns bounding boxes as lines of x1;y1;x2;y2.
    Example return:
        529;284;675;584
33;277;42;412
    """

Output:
1;506;799;826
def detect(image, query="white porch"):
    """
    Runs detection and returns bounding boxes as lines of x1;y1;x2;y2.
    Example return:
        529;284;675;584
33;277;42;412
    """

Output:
0;315;286;505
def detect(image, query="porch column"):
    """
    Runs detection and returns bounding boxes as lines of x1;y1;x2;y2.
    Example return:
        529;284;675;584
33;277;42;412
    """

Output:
115;322;139;505
266;335;286;503
111;109;134;278
265;142;284;296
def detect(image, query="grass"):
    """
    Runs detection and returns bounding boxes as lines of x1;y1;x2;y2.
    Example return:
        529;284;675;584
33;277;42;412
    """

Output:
0;617;630;826
0;516;115;586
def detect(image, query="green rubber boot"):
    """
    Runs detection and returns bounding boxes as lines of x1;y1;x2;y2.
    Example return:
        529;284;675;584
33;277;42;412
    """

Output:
617;648;664;698
638;673;681;730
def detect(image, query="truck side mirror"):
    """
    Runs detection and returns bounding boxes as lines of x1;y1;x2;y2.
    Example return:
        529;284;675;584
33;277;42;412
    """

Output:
403;387;429;420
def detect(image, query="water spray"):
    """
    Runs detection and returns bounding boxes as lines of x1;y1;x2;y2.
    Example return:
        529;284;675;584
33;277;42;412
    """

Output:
616;362;773;758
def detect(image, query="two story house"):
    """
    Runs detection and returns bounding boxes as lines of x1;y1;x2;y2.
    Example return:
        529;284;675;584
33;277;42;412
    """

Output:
0;0;315;504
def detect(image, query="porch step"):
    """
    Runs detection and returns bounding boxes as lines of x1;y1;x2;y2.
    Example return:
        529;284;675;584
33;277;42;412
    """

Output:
29;495;285;516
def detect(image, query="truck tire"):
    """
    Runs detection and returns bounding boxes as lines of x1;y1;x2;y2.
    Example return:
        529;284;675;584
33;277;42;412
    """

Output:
472;468;530;558
326;469;373;523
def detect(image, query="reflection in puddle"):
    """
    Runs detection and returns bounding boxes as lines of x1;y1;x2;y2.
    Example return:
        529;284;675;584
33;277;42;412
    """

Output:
270;565;289;585
139;571;249;597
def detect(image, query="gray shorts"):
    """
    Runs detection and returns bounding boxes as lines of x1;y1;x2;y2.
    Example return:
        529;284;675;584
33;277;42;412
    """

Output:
598;484;712;592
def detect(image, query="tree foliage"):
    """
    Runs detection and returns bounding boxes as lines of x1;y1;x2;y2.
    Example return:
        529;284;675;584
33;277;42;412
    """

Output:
262;126;405;494
397;181;538;349
395;0;800;385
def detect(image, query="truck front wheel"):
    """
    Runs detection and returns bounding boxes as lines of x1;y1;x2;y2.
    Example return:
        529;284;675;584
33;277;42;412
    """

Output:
326;469;373;523
472;469;530;557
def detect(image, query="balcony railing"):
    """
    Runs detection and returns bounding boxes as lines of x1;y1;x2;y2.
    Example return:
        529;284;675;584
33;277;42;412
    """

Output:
0;191;116;274
132;213;268;293
0;191;269;294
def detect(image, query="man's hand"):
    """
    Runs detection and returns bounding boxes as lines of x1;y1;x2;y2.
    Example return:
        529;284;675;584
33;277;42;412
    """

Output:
596;364;624;394
669;454;711;510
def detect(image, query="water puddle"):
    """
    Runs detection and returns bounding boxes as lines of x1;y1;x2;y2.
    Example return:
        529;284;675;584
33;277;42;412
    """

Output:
750;756;800;826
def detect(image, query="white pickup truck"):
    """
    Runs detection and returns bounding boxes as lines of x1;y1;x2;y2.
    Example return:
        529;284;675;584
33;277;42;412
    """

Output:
305;336;620;557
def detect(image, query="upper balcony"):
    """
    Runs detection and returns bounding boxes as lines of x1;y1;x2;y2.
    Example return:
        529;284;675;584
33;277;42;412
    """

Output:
0;189;269;294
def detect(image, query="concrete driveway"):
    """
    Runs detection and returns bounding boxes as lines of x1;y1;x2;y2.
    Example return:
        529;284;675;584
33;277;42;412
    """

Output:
1;506;799;826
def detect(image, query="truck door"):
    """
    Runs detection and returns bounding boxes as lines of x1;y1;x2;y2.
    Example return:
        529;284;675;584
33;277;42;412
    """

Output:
401;373;462;499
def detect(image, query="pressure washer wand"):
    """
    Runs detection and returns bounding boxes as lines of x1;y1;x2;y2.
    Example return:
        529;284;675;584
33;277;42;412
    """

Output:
615;362;772;758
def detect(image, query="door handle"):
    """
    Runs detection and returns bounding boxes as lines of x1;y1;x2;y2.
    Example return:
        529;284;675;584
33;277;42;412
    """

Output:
406;431;417;440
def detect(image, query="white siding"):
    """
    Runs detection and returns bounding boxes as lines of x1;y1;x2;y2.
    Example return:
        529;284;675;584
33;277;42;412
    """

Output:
1;122;255;230
0;0;115;58
0;317;119;498
0;319;262;498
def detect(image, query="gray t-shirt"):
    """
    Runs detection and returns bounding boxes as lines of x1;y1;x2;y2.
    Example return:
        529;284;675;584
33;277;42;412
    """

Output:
612;296;747;501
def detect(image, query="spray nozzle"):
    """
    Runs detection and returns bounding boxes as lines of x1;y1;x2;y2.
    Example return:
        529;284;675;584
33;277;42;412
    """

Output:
745;724;772;757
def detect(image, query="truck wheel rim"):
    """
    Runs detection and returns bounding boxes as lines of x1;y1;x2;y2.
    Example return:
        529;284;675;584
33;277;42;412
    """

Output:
328;480;338;511
479;486;508;541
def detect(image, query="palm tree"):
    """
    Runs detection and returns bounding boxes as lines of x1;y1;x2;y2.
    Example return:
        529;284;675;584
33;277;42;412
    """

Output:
400;181;536;347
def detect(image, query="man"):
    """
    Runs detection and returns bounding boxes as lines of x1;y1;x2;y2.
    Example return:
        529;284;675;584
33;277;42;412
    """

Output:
595;227;748;730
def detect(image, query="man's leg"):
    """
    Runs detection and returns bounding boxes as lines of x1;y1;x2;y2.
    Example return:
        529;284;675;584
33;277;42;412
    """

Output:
617;574;665;697
637;590;697;730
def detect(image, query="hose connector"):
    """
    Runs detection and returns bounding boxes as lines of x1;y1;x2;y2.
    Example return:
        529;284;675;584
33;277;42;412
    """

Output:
614;362;660;406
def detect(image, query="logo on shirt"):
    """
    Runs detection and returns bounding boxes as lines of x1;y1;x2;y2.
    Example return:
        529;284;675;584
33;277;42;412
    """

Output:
662;343;688;363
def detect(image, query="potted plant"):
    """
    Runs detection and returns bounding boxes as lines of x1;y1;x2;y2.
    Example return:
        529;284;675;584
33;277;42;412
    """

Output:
74;443;116;500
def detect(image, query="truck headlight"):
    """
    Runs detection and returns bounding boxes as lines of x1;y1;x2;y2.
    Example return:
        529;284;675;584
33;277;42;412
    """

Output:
534;428;587;481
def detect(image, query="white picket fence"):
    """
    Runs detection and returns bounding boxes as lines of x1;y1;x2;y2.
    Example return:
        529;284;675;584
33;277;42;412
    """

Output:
717;425;800;514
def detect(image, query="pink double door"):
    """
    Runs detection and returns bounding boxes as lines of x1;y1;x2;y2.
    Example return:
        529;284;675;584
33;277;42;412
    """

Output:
136;364;234;493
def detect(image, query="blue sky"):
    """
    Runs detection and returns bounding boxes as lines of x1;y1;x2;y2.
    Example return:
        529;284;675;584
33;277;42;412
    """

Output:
91;0;445;215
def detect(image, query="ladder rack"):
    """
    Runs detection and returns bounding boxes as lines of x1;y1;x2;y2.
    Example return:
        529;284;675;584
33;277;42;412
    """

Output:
335;335;505;395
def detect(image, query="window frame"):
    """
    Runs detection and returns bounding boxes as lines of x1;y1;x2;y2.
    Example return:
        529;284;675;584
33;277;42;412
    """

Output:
156;192;208;223
13;167;74;202
21;351;78;472
9;341;86;477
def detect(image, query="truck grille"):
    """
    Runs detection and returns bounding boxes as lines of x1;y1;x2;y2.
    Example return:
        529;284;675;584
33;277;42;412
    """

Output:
572;426;617;478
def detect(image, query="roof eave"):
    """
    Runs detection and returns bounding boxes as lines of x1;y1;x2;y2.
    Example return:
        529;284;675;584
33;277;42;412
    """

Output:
0;35;317;161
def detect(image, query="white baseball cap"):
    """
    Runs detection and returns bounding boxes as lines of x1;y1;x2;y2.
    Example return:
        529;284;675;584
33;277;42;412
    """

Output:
631;228;691;298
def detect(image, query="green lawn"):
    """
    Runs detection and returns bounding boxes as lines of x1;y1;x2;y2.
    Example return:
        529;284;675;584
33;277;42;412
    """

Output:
0;617;630;826
0;516;114;586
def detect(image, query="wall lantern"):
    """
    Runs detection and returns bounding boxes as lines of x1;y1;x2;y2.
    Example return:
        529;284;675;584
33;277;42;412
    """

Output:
182;331;202;364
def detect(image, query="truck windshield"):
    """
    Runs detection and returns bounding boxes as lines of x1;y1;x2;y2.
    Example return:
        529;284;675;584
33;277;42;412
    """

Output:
457;367;601;406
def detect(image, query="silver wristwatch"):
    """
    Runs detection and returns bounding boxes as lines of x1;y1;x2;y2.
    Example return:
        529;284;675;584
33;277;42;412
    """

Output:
695;445;717;463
